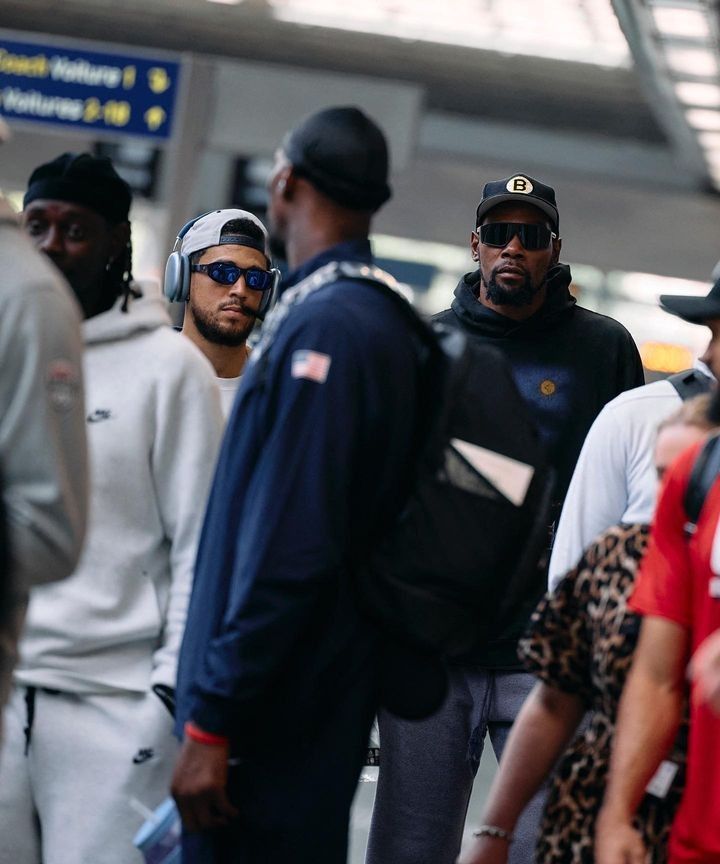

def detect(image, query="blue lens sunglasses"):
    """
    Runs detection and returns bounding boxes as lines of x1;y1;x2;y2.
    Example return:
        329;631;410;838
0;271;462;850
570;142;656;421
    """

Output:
191;261;276;291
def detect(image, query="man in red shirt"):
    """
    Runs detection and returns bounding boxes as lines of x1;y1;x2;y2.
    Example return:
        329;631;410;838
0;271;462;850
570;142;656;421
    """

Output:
596;285;720;864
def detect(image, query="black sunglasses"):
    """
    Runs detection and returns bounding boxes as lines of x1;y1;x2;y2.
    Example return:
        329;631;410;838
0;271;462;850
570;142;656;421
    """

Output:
479;222;556;251
191;262;275;290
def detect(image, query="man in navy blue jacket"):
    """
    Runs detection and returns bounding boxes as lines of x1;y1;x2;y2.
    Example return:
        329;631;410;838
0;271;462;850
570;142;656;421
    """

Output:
172;106;424;863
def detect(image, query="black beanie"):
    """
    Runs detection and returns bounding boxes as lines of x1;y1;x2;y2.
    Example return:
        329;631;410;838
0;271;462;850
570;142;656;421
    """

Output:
282;106;392;212
23;152;132;224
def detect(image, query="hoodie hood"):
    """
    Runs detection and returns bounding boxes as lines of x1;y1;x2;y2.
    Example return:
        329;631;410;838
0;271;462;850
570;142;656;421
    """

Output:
83;280;171;345
449;263;575;338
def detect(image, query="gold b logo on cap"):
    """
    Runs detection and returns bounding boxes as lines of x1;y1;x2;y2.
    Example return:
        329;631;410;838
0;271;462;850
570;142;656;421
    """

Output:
507;176;533;194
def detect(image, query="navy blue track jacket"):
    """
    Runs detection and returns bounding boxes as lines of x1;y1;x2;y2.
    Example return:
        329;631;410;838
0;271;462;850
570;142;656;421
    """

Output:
175;239;422;751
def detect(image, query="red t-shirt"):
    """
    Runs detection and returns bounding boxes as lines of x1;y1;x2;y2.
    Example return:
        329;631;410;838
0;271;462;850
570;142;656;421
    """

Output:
631;442;720;863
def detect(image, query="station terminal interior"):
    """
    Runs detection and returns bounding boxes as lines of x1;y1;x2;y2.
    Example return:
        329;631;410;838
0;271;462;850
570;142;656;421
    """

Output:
2;1;720;859
3;0;720;378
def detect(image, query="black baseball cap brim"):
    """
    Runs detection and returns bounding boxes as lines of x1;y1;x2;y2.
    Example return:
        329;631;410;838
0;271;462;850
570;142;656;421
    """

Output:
660;278;720;324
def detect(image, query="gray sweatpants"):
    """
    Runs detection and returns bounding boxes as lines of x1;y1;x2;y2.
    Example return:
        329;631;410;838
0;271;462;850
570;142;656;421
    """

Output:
0;685;178;864
366;667;545;864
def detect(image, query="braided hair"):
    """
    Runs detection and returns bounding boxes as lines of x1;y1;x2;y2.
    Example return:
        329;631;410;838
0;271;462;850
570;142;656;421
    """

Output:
113;230;140;312
24;152;139;311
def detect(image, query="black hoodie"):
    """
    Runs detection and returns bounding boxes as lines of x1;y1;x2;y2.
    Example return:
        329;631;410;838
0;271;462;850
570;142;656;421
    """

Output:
434;263;644;666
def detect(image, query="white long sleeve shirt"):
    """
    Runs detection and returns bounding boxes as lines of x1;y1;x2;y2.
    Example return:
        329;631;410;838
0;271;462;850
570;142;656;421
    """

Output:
548;363;713;589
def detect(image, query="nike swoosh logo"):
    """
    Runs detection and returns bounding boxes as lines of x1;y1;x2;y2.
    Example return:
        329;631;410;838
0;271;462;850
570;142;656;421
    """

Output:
87;410;112;423
132;748;154;764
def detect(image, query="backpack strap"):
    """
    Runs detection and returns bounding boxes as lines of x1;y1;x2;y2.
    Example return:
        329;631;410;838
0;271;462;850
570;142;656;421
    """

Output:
336;261;413;303
253;260;426;363
684;434;720;536
667;369;713;400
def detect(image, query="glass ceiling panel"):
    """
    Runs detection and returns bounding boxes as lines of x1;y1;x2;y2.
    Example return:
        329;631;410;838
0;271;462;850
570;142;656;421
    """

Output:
268;0;631;67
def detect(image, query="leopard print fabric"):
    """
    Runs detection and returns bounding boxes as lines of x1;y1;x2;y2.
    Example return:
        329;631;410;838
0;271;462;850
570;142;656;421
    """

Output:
518;523;686;864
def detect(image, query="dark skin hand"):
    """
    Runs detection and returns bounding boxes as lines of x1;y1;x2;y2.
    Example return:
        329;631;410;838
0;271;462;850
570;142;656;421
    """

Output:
171;738;239;832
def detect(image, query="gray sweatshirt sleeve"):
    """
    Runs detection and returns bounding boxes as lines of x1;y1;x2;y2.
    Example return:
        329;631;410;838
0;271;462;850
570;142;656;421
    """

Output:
0;226;88;595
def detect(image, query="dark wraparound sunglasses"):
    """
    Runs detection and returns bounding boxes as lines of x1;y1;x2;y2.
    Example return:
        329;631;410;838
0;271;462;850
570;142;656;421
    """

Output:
191;262;274;290
479;222;557;251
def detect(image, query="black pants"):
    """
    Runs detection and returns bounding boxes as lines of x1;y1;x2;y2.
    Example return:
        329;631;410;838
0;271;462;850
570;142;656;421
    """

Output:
182;668;377;864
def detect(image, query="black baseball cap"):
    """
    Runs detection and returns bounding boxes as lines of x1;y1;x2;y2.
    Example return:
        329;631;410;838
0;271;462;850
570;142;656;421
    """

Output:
282;106;392;212
476;174;559;232
660;277;720;324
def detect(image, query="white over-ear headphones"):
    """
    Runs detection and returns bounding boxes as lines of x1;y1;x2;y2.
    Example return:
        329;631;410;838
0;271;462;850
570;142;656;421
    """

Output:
164;211;280;320
164;213;207;304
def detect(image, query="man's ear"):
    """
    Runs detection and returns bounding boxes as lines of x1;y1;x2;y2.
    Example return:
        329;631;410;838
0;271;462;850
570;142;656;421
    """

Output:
551;236;562;266
470;230;480;262
109;221;131;263
279;168;297;201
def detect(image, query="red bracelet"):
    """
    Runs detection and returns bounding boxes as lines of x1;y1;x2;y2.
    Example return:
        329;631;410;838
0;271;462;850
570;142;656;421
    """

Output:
184;721;230;747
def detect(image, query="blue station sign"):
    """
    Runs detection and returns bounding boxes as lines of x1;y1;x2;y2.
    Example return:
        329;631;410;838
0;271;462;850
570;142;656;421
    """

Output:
0;35;180;140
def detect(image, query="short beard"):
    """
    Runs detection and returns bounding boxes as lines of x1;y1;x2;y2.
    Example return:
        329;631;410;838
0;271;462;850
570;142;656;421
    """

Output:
189;302;255;347
481;267;542;308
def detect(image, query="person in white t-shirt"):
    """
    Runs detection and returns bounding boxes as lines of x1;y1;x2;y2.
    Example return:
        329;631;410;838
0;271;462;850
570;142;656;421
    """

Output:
168;209;279;418
549;280;720;588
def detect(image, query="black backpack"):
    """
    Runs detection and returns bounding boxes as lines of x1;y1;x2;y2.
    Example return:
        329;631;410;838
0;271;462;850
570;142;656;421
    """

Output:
664;368;715;537
355;313;554;659
668;369;713;401
327;264;554;659
255;261;554;660
684;433;720;537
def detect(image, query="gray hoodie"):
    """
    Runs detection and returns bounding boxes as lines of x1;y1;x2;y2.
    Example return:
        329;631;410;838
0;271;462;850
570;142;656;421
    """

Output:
16;283;223;694
0;197;87;595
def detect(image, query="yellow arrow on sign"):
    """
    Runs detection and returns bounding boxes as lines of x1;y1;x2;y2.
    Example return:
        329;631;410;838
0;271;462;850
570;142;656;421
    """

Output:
122;65;136;90
147;67;171;94
144;106;166;131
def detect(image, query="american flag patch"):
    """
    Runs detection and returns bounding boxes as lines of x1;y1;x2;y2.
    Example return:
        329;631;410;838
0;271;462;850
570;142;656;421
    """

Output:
291;350;332;383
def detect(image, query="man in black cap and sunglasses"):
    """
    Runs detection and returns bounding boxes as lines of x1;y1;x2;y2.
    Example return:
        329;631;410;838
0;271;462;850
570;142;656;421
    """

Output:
367;173;644;864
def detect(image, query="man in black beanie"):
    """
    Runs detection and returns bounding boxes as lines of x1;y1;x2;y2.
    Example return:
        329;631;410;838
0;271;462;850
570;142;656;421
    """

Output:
22;152;135;317
172;106;424;863
0;153;223;864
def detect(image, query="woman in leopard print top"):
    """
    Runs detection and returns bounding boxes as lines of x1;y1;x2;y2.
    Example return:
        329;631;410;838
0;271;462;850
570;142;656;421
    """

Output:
458;398;714;864
520;523;685;863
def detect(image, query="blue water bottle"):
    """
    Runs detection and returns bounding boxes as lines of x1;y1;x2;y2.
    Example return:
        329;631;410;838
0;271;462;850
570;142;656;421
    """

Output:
133;797;182;864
